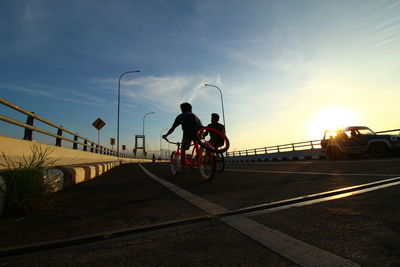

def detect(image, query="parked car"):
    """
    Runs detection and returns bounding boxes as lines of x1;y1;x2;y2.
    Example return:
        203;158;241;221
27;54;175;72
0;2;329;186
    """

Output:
320;126;400;159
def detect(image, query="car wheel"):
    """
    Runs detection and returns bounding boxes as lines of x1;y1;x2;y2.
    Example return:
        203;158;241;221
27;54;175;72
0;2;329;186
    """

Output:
369;143;389;158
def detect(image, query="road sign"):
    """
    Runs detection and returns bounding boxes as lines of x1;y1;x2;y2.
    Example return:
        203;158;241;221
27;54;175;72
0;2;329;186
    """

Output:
110;138;115;145
92;118;106;130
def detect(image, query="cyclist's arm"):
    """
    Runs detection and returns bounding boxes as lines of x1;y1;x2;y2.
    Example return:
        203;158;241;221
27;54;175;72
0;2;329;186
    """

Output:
163;126;177;138
163;115;182;138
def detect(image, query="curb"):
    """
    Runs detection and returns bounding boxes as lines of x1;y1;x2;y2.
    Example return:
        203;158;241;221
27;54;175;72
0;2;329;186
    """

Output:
227;155;325;163
55;161;121;190
226;149;325;163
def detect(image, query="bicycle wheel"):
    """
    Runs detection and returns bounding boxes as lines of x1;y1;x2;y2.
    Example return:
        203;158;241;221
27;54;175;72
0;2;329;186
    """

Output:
170;151;180;176
199;151;216;181
197;127;230;153
216;152;225;172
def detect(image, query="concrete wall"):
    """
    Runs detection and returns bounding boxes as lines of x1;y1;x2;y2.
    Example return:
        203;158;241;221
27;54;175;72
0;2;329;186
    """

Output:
0;136;138;170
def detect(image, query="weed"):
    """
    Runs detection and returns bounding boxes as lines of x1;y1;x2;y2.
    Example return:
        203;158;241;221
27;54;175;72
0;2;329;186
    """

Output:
0;143;58;215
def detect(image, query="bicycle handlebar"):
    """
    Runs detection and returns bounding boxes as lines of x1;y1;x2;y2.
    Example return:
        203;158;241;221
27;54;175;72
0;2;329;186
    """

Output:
162;136;180;145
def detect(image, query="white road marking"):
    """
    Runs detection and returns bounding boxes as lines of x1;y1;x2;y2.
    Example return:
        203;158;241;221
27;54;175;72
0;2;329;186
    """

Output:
139;164;360;267
140;165;227;214
222;215;357;267
226;168;399;177
243;179;400;217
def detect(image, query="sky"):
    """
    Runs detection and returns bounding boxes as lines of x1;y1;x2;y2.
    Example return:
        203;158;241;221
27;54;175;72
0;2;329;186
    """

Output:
1;0;400;155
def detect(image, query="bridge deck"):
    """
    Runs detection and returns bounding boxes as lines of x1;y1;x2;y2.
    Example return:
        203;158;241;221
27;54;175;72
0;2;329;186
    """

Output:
1;159;400;266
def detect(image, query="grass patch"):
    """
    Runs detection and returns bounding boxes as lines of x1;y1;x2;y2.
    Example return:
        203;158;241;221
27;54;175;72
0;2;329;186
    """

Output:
1;143;58;215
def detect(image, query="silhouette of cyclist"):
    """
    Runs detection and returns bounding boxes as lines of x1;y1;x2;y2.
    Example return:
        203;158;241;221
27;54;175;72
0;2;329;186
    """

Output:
162;102;203;172
206;113;225;149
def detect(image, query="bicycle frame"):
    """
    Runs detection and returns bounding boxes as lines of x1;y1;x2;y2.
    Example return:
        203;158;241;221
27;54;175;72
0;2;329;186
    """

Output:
163;132;218;181
173;140;211;167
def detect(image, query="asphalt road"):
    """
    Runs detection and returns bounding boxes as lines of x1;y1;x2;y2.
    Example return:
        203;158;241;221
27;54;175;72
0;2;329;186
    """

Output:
1;158;400;266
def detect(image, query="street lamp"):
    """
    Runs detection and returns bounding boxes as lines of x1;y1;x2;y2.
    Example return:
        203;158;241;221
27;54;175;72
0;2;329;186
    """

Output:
204;84;226;132
117;70;140;154
143;112;155;137
142;112;155;158
160;128;168;159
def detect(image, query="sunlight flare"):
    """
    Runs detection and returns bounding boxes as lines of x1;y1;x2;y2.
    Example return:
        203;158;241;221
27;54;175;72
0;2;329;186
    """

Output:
308;107;360;140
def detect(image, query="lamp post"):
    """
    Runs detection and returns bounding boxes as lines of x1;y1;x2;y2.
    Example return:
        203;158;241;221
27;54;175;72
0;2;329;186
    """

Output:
160;128;168;159
142;112;155;158
204;84;226;131
143;112;155;137
117;70;140;154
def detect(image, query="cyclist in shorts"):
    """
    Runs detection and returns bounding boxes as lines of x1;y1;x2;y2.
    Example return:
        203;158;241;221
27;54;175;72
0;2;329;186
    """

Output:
162;102;203;172
207;113;225;149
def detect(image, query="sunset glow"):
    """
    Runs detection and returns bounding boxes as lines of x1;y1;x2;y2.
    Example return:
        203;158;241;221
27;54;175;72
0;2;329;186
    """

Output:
1;1;400;154
308;107;359;140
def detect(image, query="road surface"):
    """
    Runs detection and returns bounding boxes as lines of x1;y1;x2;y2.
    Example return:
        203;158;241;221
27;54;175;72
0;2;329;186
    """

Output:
1;158;400;266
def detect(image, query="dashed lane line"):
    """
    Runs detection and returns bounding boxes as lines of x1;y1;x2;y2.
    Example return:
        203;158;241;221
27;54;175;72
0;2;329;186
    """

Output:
139;164;359;267
225;168;399;177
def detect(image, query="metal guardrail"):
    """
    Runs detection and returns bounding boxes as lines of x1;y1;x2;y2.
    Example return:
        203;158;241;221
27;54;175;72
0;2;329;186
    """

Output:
227;140;322;157
376;129;400;134
226;129;400;157
0;97;133;158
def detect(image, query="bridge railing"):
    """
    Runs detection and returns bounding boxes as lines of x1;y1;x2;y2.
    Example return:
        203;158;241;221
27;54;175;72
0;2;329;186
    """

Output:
375;129;400;135
227;128;400;157
227;139;322;157
0;97;132;158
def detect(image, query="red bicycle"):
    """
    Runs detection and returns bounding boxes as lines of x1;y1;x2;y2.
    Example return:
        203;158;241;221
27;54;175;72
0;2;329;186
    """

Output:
163;127;229;181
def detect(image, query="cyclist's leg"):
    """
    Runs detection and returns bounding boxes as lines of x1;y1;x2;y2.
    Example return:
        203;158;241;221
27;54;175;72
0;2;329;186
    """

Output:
180;138;191;171
170;151;180;176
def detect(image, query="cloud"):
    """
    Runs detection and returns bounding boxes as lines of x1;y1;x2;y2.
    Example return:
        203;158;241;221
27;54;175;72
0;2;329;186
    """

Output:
0;83;52;98
95;74;220;111
0;82;111;107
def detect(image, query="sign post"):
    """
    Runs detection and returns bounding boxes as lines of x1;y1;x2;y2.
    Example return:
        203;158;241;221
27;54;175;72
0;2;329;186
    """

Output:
110;138;115;151
92;118;106;144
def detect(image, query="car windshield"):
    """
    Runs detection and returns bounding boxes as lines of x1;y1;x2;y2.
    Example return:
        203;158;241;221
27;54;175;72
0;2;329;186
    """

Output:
358;128;374;135
342;128;375;138
324;127;375;140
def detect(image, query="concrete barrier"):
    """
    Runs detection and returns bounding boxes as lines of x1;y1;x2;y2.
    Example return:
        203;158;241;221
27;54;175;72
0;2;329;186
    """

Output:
0;136;138;170
226;148;325;162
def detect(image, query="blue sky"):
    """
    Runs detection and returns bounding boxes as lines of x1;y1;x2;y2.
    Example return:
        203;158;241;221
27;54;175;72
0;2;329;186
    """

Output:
1;0;400;155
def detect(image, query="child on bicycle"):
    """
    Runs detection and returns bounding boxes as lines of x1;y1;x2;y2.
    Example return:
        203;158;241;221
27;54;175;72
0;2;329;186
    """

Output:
162;102;203;172
207;113;225;149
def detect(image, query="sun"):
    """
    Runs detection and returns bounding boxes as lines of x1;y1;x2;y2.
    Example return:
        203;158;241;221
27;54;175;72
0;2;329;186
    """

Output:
308;107;359;139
